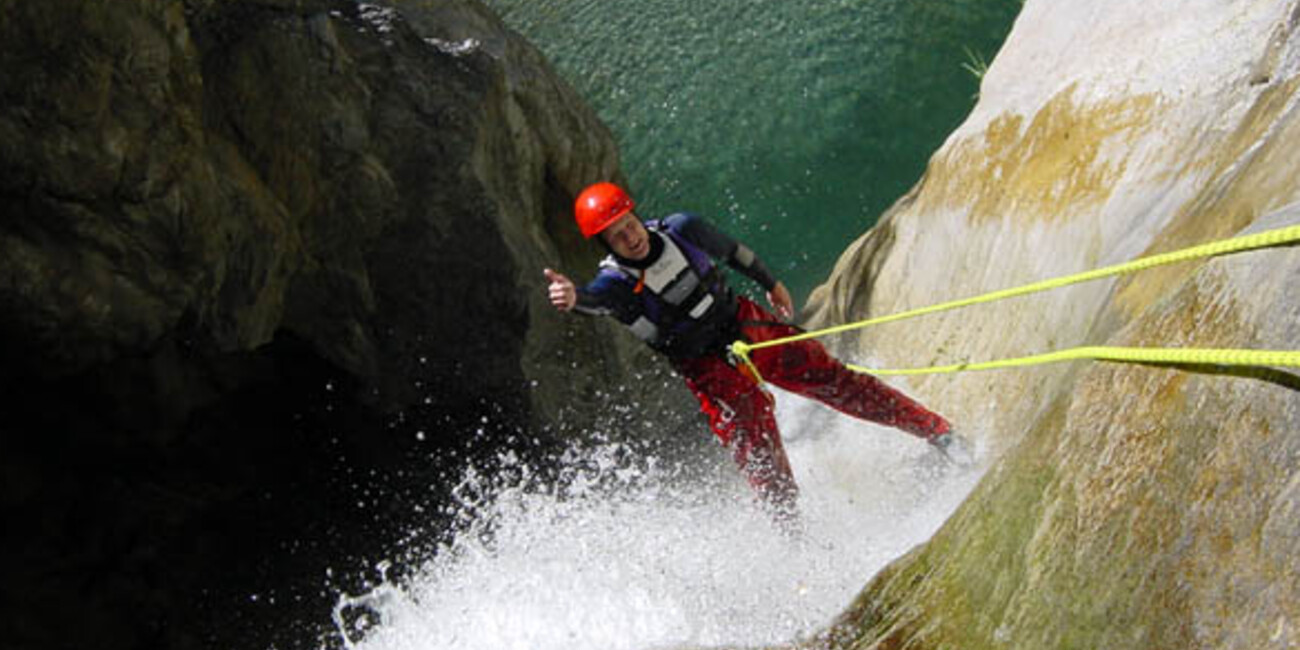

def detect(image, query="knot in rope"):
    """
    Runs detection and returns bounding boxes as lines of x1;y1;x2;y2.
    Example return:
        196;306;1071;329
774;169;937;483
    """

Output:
728;340;767;385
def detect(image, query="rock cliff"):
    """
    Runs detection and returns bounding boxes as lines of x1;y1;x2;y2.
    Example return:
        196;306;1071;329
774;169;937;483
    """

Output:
0;1;687;648
802;0;1300;647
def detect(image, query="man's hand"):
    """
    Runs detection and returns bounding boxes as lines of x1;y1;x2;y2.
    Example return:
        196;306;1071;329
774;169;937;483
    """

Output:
767;281;794;321
544;268;577;311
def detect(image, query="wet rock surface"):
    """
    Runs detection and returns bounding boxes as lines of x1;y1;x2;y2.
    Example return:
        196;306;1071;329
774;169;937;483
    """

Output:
804;1;1300;647
0;1;689;648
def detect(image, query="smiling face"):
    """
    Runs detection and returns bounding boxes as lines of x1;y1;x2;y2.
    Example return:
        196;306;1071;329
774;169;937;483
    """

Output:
600;212;651;260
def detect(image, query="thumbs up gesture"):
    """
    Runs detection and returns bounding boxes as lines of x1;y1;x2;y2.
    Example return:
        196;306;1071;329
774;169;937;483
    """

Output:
543;268;576;311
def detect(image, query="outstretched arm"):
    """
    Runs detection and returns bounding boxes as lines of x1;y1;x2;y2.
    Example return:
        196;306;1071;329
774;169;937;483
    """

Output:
544;268;630;318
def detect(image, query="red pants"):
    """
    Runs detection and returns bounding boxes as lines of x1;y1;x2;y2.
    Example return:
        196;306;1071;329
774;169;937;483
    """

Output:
672;297;950;511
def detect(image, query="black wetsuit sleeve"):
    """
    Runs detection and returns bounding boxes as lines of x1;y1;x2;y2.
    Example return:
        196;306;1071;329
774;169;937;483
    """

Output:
574;289;607;315
573;272;638;323
667;213;779;291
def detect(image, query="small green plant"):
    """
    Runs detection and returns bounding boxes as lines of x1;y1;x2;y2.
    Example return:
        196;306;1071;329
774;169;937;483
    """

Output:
961;46;989;81
960;46;990;101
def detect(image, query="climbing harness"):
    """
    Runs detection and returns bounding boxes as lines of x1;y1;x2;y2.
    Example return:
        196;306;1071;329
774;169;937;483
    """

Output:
730;223;1300;382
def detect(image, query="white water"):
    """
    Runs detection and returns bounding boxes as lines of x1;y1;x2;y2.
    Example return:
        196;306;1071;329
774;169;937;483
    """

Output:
330;388;986;650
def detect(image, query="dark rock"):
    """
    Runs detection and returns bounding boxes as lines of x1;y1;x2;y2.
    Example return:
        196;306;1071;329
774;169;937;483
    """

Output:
0;1;692;648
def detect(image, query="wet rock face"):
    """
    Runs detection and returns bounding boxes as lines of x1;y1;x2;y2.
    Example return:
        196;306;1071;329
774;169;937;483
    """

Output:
806;0;1300;647
1;0;623;409
0;1;650;648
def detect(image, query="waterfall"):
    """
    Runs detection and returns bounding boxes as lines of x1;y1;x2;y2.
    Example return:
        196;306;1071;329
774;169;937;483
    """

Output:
331;388;986;649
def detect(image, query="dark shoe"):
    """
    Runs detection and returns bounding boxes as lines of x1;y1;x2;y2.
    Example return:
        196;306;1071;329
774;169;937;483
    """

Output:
930;432;975;465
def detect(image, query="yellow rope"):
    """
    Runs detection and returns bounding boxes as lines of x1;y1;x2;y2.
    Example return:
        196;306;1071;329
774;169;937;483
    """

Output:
848;347;1300;376
729;223;1300;381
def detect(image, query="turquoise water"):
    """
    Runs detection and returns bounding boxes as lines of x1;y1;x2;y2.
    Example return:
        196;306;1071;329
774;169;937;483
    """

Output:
485;0;1021;303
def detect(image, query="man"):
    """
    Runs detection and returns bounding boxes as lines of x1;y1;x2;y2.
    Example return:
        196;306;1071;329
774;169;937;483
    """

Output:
544;182;954;517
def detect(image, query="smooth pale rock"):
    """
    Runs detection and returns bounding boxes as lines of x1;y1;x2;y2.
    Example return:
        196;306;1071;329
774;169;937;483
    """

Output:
804;1;1300;648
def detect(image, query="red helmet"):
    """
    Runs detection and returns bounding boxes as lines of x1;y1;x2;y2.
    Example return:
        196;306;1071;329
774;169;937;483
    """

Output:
574;182;634;238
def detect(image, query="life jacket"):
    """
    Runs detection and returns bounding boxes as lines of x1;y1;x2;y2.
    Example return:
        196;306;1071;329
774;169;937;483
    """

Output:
596;218;737;358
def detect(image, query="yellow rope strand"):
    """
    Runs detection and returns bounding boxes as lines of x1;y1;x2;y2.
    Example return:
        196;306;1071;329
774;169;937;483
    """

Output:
729;223;1300;381
849;347;1300;376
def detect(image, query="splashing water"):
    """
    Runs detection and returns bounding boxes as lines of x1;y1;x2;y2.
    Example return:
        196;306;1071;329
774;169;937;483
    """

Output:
330;388;986;650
